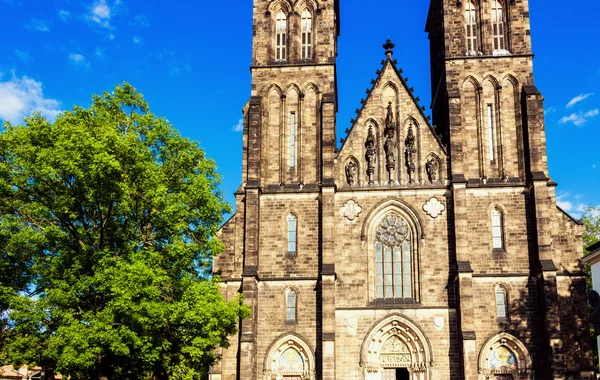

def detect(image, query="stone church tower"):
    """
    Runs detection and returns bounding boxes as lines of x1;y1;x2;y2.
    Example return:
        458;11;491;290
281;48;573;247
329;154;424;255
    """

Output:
213;0;594;379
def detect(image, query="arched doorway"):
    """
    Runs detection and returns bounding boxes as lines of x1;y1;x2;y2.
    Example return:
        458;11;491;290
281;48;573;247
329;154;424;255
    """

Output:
381;368;410;380
263;334;316;380
360;315;433;380
478;333;532;380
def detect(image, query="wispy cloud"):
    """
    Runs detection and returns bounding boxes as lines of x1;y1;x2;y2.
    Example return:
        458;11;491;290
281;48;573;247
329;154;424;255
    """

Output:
1;0;22;7
557;192;593;219
233;118;244;132
544;106;556;115
25;19;51;32
557;193;574;213
133;36;143;44
68;53;90;69
58;10;72;22
15;49;31;63
566;93;594;108
131;14;149;27
0;74;61;124
90;0;112;28
88;0;126;31
94;48;106;60
559;109;599;126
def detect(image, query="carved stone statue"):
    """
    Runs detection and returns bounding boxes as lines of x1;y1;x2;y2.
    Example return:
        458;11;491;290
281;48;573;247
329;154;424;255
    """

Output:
426;156;438;183
365;127;376;185
345;160;357;186
589;290;600;335
405;125;417;184
383;102;396;183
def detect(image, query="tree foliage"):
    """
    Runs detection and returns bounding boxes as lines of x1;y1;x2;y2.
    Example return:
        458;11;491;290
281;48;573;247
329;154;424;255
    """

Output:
582;206;600;249
0;83;249;379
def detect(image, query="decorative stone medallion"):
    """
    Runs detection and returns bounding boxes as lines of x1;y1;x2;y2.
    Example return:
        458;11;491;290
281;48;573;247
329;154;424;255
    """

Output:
423;197;445;219
348;317;358;329
341;200;362;221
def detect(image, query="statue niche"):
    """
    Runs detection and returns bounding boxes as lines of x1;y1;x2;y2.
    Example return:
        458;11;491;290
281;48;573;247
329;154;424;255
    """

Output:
345;159;358;186
405;124;417;185
365;127;376;185
383;102;397;184
425;155;439;184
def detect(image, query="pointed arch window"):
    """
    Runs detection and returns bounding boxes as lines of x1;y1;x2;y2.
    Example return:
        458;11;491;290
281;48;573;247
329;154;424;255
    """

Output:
492;0;506;51
495;285;508;319
289;112;297;168
375;214;412;299
286;288;297;321
276;11;287;61
491;208;504;250
287;214;297;255
487;104;496;162
301;9;313;59
465;1;479;54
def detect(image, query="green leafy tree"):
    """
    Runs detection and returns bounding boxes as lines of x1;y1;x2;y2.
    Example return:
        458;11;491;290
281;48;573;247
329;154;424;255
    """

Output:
0;83;249;379
582;205;600;373
583;206;600;249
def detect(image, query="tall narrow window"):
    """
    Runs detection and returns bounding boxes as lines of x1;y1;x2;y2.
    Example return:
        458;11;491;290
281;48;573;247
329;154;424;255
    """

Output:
491;208;504;249
375;214;412;299
487;104;495;162
286;288;297;321
289;112;296;168
492;0;506;51
301;9;313;59
287;214;297;255
465;1;478;53
276;11;287;61
495;285;508;319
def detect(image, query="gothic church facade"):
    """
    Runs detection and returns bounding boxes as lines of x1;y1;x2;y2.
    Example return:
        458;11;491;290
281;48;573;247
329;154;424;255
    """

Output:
213;0;593;379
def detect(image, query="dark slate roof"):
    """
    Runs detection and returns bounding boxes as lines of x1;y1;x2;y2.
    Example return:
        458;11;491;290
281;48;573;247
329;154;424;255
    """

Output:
588;241;600;255
338;40;446;155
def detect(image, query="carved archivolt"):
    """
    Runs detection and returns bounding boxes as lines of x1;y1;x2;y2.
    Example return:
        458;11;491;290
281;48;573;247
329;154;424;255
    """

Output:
263;334;316;380
360;314;433;380
477;333;532;380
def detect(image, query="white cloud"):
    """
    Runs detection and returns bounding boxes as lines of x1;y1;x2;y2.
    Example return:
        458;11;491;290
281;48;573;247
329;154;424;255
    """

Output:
25;19;51;32
68;53;90;69
560;109;599;126
557;199;573;212
88;0;126;30
544;106;556;115
15;49;31;63
0;74;61;124
557;193;592;219
132;14;149;27
566;93;593;108
91;0;111;28
233;118;244;132
586;109;599;118
69;53;85;64
58;10;71;22
94;48;106;59
133;36;143;44
1;0;22;6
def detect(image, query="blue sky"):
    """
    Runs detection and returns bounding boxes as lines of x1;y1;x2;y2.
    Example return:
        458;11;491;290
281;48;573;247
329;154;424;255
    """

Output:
0;0;598;218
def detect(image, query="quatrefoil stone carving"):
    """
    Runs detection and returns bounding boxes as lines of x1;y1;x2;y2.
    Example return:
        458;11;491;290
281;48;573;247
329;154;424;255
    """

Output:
340;200;362;221
423;197;446;219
